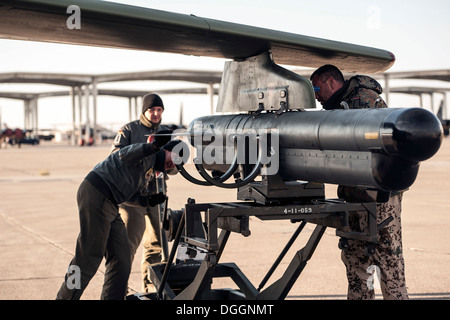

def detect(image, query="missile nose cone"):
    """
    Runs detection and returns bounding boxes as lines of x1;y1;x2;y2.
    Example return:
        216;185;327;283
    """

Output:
384;108;443;162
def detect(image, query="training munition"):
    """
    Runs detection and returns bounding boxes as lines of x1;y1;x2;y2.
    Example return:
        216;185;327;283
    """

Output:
188;107;443;191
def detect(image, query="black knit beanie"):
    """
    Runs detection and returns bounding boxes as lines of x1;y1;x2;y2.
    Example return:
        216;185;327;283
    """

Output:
142;93;164;114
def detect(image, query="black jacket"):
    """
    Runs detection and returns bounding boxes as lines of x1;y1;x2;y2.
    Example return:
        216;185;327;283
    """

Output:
110;116;174;206
87;143;160;205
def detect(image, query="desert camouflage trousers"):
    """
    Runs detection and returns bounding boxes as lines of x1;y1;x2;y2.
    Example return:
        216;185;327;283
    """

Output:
341;192;409;300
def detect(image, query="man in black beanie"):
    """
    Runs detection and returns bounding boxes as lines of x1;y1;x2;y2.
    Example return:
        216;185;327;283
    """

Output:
110;93;176;293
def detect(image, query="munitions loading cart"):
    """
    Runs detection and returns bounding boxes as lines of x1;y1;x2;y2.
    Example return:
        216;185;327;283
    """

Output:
128;176;391;300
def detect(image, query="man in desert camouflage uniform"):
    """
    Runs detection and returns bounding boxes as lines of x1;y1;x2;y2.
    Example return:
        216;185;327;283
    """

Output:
310;65;409;300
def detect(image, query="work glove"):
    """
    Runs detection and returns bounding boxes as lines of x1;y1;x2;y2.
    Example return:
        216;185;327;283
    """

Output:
153;130;173;150
162;139;182;152
138;192;167;207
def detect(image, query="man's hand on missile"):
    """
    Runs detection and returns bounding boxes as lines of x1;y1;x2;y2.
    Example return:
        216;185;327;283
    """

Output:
153;130;173;150
162;140;182;152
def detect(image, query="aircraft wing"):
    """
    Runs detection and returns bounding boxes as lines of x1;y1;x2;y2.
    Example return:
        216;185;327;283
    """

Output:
0;0;395;73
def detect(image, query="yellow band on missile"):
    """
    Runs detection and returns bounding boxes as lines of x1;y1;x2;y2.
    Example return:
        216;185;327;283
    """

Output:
365;132;379;139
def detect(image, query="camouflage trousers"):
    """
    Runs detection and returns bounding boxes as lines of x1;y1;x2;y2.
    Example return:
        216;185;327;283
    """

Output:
341;193;409;300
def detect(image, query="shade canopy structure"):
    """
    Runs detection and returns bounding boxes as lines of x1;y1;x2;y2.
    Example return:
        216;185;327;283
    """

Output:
384;69;450;82
0;70;222;144
380;70;450;108
0;70;222;87
0;85;220;144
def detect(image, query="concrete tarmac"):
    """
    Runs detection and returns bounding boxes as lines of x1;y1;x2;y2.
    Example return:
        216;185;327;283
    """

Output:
0;138;449;300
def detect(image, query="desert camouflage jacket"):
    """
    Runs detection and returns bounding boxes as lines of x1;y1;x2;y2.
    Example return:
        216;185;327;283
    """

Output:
323;75;387;110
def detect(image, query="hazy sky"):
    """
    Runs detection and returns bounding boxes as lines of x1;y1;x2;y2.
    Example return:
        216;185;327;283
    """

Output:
1;0;450;129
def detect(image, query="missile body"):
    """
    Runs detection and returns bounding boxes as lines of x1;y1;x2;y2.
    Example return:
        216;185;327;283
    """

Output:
188;108;443;191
